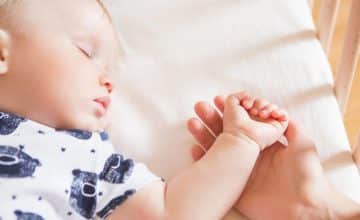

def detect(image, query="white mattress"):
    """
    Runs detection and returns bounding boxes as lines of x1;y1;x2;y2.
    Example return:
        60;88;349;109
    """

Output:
103;0;360;218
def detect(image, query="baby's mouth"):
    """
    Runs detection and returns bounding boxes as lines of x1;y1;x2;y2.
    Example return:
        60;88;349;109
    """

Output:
94;96;111;112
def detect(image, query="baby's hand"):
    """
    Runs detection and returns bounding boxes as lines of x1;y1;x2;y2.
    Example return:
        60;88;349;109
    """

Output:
223;91;289;150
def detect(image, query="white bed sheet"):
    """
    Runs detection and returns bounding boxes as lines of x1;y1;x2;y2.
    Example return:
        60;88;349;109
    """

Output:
103;0;360;218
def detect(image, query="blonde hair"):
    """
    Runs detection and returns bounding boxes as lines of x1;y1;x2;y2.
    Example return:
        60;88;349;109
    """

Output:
0;0;8;6
96;0;112;21
0;0;13;9
0;0;111;22
0;0;20;10
0;0;19;24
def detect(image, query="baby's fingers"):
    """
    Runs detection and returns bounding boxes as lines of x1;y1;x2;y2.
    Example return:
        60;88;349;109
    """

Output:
271;109;288;121
241;95;256;110
214;91;249;113
225;95;240;108
258;104;278;119
250;98;269;116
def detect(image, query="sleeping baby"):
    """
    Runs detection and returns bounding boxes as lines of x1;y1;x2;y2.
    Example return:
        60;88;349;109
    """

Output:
0;0;289;219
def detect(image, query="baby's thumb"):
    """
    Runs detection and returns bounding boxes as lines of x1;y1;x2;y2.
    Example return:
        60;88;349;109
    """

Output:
225;95;240;110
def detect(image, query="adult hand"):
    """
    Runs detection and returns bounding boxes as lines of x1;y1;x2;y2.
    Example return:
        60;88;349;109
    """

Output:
187;95;334;219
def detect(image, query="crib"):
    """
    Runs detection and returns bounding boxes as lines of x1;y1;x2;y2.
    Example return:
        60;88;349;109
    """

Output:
313;0;360;172
104;0;360;219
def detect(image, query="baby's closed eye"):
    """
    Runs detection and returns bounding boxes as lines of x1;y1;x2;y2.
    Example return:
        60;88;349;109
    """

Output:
75;41;93;58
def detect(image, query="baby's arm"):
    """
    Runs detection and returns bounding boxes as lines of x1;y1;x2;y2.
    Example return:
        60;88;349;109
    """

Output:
109;92;288;220
109;132;259;220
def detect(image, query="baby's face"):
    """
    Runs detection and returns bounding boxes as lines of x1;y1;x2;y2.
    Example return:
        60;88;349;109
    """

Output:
0;0;121;131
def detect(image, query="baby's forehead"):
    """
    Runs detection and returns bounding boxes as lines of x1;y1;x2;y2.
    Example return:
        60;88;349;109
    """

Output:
1;0;122;61
1;1;110;30
1;0;110;29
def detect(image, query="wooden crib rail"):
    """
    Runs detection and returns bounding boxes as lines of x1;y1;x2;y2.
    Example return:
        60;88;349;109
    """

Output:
317;0;340;55
315;0;360;115
354;133;360;170
313;0;360;169
334;0;360;116
331;0;360;169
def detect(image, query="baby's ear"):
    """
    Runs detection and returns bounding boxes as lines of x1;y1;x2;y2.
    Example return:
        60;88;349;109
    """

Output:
0;29;10;75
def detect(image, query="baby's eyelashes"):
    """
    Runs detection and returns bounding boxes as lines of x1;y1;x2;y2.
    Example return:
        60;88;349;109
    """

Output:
75;41;93;58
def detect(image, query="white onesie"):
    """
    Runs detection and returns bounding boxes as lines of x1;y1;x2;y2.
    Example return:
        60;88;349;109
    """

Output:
0;111;162;220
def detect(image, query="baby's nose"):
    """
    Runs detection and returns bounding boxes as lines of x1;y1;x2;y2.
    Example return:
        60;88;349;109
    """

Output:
100;76;113;94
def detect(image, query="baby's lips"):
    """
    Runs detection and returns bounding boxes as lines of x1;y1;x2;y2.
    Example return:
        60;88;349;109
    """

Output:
94;96;111;110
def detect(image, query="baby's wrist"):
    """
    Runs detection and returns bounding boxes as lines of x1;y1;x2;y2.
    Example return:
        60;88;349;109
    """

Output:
218;132;260;152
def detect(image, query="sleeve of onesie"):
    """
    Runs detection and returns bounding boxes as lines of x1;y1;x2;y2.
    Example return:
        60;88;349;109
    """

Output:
95;134;163;219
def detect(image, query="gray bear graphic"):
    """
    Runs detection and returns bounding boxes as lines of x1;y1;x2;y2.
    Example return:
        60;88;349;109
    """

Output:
99;154;134;184
57;129;93;140
0;145;41;178
69;169;98;219
96;189;136;219
0;112;26;135
14;210;44;220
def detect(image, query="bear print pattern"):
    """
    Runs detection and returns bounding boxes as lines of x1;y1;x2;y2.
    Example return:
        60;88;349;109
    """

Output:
0;112;26;135
0;145;41;178
99;132;109;141
69;169;98;219
99;154;134;184
14;210;45;220
59;129;93;140
96;189;136;219
69;154;135;218
0;111;159;220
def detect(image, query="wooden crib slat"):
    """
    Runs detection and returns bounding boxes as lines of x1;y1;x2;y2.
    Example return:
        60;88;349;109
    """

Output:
354;131;360;171
334;0;360;115
308;0;314;9
318;0;340;55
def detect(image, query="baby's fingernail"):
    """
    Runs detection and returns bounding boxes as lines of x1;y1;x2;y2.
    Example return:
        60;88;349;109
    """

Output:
278;136;288;147
280;114;288;121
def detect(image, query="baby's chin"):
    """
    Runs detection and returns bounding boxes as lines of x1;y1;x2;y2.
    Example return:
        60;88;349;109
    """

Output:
61;114;110;133
82;119;109;133
90;115;110;132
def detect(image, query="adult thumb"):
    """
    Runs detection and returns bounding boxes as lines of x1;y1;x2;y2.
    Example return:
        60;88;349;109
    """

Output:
284;120;303;144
